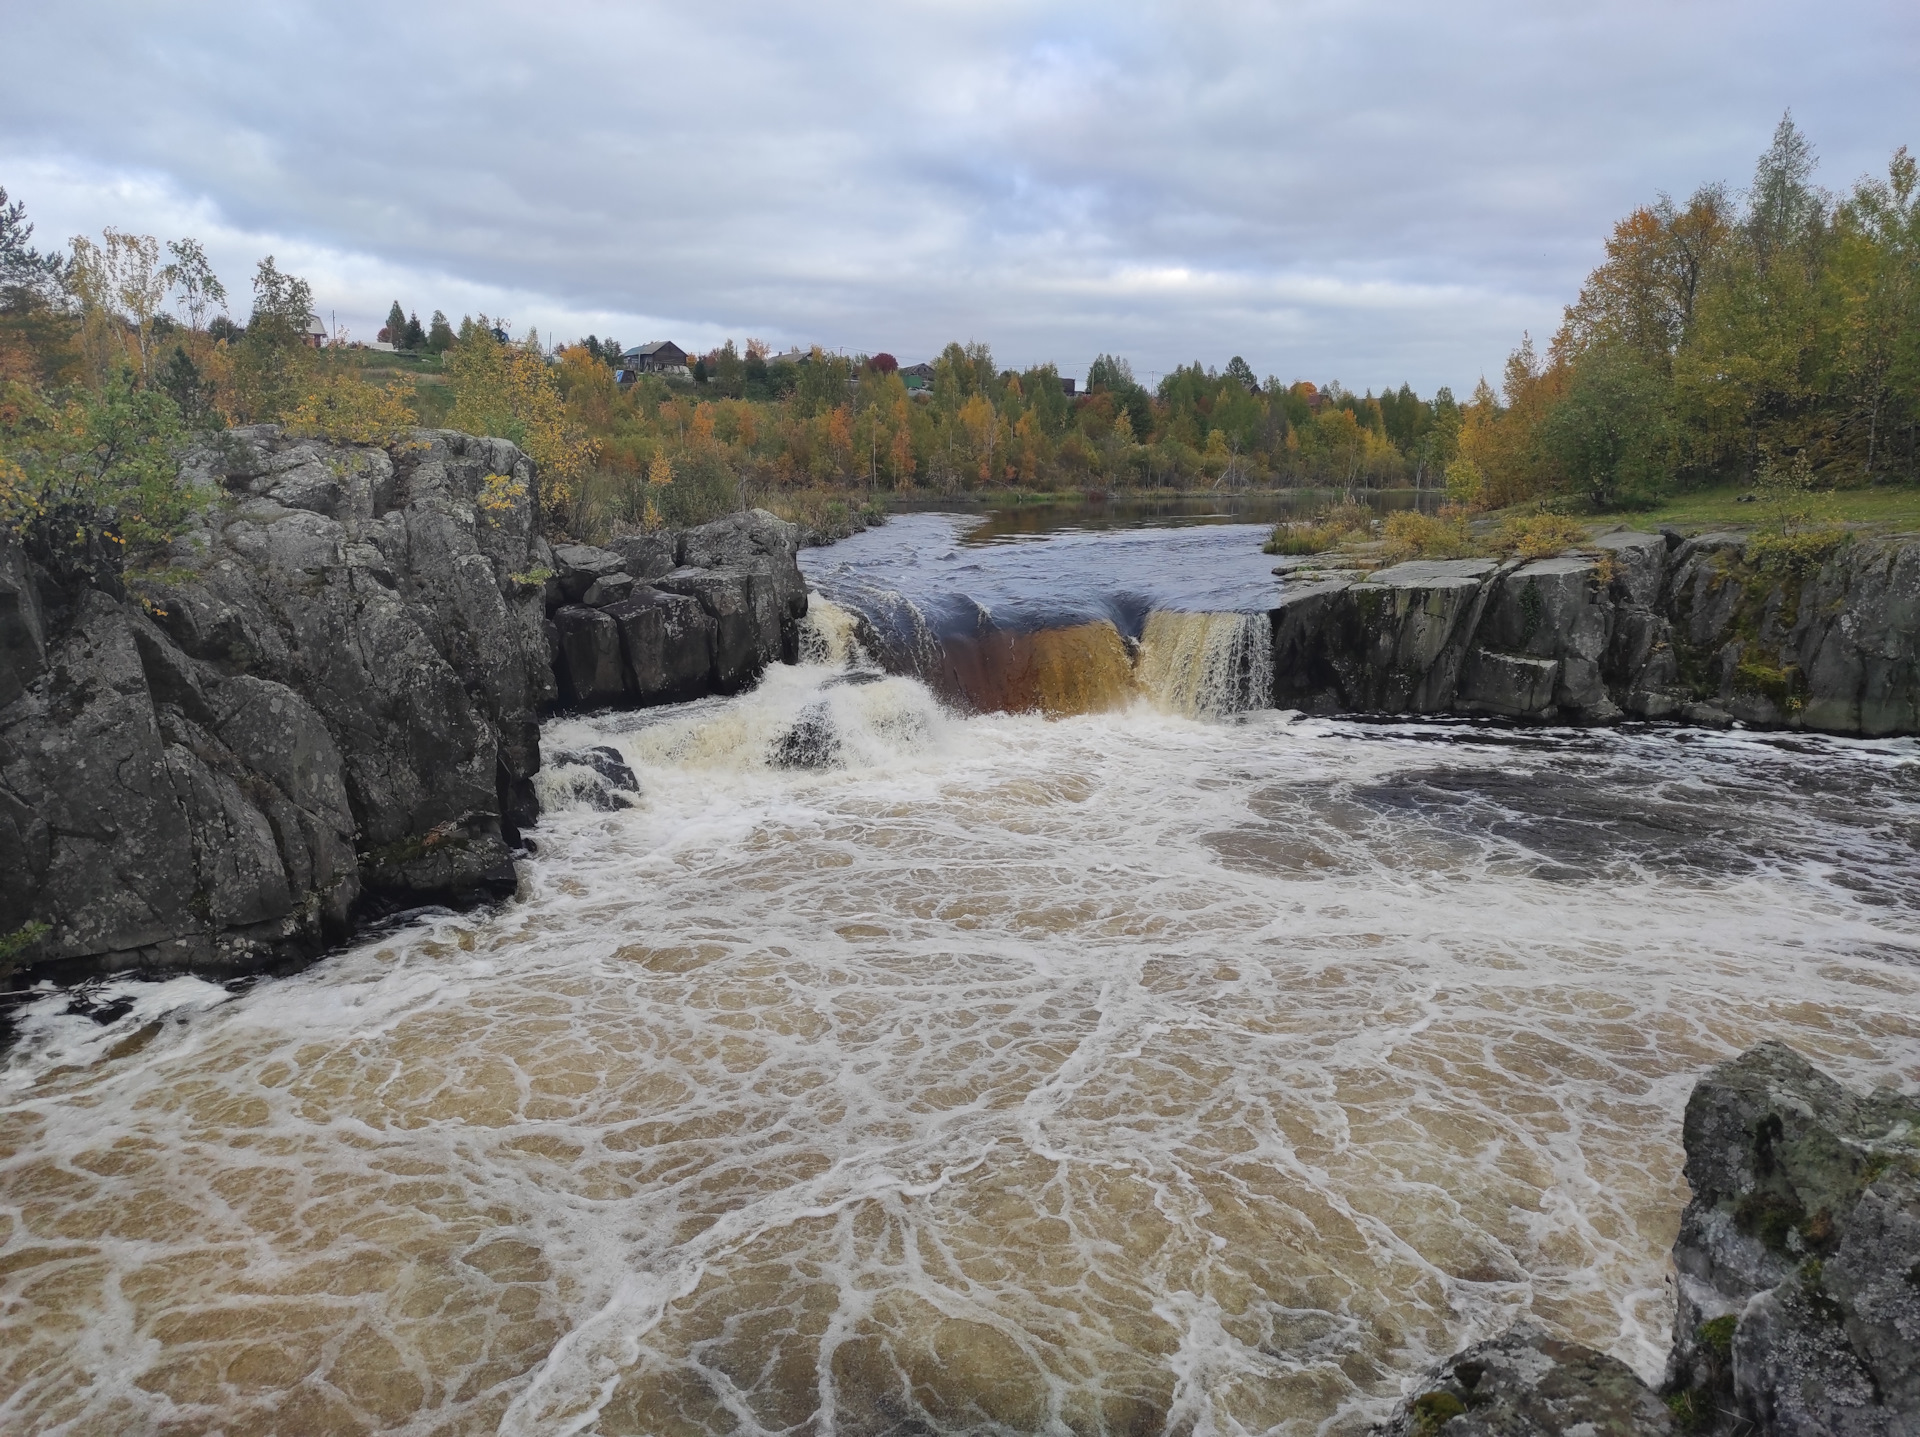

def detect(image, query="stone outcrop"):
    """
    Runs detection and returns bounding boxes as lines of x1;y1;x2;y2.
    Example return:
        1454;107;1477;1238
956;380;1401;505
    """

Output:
1663;1042;1920;1435
1273;530;1920;734
1380;1319;1674;1435
2;426;554;979
1383;1044;1919;1435
543;509;808;710
0;428;809;983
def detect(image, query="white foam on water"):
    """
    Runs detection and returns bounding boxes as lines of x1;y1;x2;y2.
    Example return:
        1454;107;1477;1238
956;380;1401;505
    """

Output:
4;669;1919;1437
2;976;235;1093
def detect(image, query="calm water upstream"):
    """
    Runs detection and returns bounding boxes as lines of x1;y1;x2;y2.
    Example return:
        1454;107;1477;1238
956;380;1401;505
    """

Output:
4;515;1919;1436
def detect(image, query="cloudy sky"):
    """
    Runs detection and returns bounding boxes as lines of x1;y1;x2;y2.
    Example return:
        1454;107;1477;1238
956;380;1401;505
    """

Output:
4;1;1914;392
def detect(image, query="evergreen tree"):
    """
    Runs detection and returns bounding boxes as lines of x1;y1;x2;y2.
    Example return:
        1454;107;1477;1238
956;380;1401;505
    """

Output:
385;300;406;346
404;311;427;350
426;310;454;353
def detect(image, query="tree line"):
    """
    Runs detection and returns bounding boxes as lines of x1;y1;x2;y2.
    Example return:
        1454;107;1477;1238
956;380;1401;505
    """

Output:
3;112;1913;562
1450;114;1919;511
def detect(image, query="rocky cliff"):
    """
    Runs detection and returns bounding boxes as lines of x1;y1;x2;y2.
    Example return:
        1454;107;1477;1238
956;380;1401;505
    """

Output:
0;426;806;983
1274;529;1920;734
1382;1043;1920;1436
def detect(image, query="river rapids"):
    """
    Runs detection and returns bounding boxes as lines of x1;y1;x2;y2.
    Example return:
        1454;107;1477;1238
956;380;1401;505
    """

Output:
3;515;1919;1436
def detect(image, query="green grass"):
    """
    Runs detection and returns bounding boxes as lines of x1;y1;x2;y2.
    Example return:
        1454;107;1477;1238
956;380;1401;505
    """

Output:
1628;483;1920;534
332;347;446;373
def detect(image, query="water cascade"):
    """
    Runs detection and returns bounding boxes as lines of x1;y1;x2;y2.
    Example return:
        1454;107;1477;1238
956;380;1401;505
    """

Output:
1135;610;1275;718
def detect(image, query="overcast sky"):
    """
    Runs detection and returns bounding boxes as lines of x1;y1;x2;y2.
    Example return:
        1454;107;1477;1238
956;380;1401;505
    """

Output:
3;1;1914;392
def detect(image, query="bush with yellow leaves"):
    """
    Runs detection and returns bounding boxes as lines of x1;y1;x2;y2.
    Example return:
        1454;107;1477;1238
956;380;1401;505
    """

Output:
286;369;418;445
447;331;597;525
1492;513;1590;561
1379;509;1476;564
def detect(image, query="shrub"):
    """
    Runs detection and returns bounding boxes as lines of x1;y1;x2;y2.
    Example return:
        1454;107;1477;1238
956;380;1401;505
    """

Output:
1493;513;1589;561
1380;509;1474;563
287;369;417;445
1263;501;1371;555
1747;526;1848;576
0;369;195;565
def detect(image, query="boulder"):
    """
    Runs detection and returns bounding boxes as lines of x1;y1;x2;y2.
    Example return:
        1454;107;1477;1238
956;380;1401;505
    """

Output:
603;589;715;703
654;567;763;691
580;571;635;607
551;542;628;603
1662;1042;1920;1435
604;531;679;583
546;511;807;709
553;604;627;707
1379;1319;1673;1436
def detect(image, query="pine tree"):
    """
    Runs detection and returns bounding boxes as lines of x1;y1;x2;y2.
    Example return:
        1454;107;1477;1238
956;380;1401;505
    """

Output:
385;300;406;346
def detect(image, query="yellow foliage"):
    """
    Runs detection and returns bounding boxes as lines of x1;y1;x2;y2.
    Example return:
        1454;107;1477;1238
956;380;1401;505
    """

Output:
447;334;598;517
648;450;674;488
478;472;528;519
1493;513;1589;560
287;370;417;444
1380;510;1475;564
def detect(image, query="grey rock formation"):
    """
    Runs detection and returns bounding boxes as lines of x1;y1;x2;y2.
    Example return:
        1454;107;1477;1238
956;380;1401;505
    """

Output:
1379;1319;1673;1435
1382;1043;1918;1437
1271;531;1920;734
1663;1042;1920;1435
3;426;554;978
2;436;810;983
546;509;807;708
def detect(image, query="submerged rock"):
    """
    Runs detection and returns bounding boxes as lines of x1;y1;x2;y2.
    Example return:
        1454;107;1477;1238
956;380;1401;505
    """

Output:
546;745;640;811
1380;1319;1674;1435
770;702;840;769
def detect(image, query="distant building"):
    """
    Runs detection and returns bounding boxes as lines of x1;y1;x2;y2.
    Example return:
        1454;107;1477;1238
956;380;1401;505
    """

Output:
899;361;936;391
1059;377;1077;396
622;340;687;373
763;348;811;368
304;315;329;348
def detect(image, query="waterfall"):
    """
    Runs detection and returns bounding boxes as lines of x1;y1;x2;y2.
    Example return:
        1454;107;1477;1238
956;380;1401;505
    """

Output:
797;597;868;667
802;584;1273;721
1134;610;1274;717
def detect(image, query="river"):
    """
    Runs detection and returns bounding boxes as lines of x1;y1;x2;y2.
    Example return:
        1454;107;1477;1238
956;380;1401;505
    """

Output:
3;511;1918;1436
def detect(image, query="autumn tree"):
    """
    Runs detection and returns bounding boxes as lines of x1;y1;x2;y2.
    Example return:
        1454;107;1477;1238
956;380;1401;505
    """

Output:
447;327;597;523
164;238;227;336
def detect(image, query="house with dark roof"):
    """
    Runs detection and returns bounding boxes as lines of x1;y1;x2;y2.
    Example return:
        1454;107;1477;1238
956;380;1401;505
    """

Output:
622;340;688;373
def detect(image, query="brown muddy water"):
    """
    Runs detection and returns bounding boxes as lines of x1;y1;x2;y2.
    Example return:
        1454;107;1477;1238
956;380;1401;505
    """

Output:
4;530;1919;1436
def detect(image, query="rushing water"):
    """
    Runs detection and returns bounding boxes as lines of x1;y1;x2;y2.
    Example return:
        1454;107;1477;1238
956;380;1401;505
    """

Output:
4;521;1920;1437
799;514;1280;717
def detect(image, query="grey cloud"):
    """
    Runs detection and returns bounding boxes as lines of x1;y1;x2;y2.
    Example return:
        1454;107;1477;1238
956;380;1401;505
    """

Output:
3;0;1915;389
